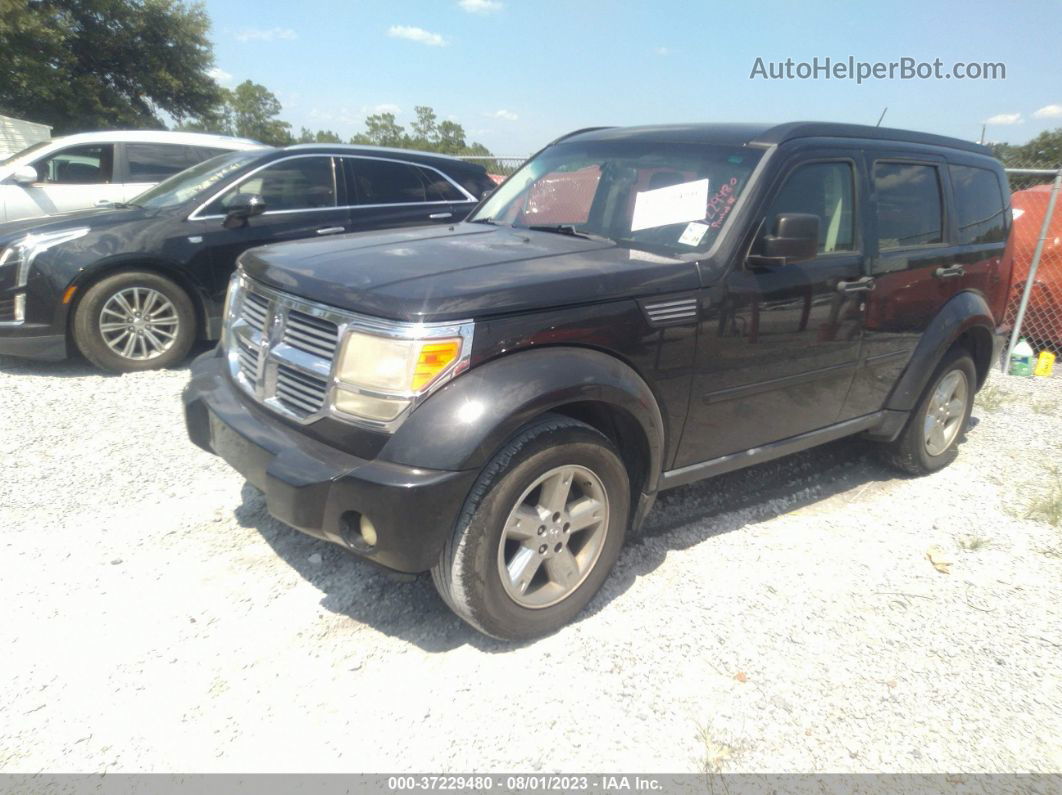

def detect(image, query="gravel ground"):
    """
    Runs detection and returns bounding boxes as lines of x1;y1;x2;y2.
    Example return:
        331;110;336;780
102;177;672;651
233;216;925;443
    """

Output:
1;350;1059;774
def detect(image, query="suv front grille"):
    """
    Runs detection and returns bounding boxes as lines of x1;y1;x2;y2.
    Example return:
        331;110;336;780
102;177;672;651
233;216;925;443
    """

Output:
0;297;14;323
225;277;343;422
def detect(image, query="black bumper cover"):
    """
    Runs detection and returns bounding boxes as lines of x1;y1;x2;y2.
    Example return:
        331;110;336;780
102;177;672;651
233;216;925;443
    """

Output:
0;326;66;360
182;353;477;573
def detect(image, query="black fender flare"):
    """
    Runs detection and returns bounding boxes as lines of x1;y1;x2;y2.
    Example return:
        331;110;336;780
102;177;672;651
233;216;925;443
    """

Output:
378;347;667;492
884;290;996;412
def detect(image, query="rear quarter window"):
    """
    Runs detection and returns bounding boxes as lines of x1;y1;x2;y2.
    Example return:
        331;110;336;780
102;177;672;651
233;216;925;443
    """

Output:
873;162;944;248
949;164;1007;244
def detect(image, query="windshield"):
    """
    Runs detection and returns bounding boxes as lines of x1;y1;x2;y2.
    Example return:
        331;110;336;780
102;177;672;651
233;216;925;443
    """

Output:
131;150;263;209
1;140;50;167
471;140;762;254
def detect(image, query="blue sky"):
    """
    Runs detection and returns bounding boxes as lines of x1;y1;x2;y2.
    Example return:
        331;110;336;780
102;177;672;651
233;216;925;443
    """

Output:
205;0;1062;154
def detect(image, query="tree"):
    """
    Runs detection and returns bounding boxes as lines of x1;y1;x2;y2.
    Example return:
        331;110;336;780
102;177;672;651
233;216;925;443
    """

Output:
296;127;342;144
990;128;1062;190
0;0;221;133
409;105;438;148
348;105;493;157
182;80;292;145
352;112;406;148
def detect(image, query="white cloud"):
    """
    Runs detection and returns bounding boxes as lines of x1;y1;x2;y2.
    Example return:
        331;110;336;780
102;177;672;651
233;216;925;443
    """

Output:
235;27;297;42
486;109;518;121
459;0;503;12
387;25;447;46
207;67;234;85
654;46;671;56
985;112;1023;125
1033;104;1062;119
367;103;402;116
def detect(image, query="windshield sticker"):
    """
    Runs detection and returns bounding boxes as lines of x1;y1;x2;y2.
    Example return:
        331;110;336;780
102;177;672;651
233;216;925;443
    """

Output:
705;177;739;230
631;178;709;232
678;221;710;246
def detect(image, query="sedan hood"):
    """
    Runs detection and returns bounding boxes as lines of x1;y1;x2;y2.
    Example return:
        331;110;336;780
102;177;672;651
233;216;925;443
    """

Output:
240;223;699;321
0;205;155;244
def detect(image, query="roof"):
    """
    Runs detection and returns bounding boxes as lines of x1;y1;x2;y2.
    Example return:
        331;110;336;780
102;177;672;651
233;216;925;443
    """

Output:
283;143;477;167
47;129;264;149
562;122;993;156
0;114;51;158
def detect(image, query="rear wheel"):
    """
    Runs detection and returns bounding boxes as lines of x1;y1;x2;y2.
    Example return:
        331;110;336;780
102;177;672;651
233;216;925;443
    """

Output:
432;414;630;640
73;271;195;372
879;347;975;475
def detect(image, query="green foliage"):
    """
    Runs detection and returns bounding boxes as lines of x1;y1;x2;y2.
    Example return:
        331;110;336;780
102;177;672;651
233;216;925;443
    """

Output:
991;128;1062;190
181;80;292;146
348;106;493;157
296;127;342;144
0;0;221;133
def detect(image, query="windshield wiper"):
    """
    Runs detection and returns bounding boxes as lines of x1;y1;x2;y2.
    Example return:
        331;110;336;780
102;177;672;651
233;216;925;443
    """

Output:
469;217;499;225
523;224;602;241
104;201;140;209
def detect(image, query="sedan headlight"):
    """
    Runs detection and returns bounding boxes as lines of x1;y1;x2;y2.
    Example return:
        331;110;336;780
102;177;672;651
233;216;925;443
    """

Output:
333;324;473;424
0;227;90;323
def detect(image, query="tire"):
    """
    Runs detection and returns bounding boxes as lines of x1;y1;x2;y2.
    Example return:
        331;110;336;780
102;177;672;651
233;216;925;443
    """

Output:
432;414;630;641
73;270;196;372
879;347;976;475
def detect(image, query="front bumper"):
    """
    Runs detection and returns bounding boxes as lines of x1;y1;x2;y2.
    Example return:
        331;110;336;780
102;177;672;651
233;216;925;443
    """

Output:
182;353;478;573
0;325;66;360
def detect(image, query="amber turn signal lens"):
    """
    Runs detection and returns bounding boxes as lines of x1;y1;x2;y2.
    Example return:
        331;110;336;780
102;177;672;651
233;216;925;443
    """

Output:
411;340;460;390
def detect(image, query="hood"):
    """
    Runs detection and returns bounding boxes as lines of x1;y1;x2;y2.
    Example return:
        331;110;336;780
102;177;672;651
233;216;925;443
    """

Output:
0;205;156;245
240;223;701;321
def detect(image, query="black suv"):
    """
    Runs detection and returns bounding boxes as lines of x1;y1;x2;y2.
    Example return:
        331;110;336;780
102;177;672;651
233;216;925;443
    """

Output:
0;144;493;371
183;123;1013;639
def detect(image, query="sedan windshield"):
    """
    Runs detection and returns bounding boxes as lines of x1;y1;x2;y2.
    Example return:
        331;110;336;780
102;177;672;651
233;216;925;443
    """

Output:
131;150;264;209
471;140;762;254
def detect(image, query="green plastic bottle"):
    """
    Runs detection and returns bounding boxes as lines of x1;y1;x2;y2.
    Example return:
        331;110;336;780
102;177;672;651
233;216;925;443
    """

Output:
1009;338;1035;377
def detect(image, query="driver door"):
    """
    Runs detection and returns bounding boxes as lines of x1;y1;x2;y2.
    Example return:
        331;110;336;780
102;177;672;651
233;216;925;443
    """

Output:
675;153;868;468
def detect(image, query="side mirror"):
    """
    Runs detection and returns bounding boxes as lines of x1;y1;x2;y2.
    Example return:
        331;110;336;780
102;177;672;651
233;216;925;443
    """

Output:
11;165;39;185
754;213;820;265
222;195;267;229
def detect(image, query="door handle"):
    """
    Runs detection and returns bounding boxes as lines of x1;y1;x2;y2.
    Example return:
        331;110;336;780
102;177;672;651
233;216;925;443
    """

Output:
428;212;453;220
837;276;876;293
315;226;345;235
934;265;965;280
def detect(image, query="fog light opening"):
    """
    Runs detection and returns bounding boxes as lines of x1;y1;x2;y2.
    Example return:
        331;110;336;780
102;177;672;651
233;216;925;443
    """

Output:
340;511;378;552
359;515;378;547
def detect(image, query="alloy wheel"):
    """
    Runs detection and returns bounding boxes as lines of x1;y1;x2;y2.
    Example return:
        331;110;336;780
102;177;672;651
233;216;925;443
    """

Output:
923;369;969;456
99;286;180;361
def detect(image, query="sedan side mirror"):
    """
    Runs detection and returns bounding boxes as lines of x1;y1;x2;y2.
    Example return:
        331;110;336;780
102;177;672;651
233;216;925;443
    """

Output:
10;165;39;185
223;195;267;229
752;213;820;266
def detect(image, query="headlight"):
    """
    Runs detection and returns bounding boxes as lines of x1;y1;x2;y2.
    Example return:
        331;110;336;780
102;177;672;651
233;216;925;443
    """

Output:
0;227;89;323
333;324;472;423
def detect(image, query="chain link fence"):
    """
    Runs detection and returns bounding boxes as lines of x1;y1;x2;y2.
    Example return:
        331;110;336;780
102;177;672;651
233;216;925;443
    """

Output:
1003;163;1062;368
454;156;527;183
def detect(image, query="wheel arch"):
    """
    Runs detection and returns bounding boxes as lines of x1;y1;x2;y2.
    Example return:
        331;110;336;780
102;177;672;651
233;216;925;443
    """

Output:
64;257;211;342
884;289;997;412
379;347;667;497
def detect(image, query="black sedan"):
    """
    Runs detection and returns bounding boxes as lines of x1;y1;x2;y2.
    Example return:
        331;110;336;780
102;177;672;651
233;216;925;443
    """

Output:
0;144;494;371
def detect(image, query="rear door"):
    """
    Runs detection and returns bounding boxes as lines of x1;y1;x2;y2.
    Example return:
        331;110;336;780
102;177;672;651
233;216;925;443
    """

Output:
676;152;867;467
343;156;468;231
192;154;351;297
841;153;958;417
120;142;226;200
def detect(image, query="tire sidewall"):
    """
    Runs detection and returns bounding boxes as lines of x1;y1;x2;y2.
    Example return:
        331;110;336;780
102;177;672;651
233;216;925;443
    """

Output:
74;271;195;372
907;350;976;472
450;425;630;640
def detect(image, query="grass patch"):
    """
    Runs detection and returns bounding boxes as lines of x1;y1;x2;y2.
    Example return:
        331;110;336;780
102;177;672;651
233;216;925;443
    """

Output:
1026;470;1062;528
1032;400;1057;416
697;726;737;773
958;535;992;551
976;383;1010;411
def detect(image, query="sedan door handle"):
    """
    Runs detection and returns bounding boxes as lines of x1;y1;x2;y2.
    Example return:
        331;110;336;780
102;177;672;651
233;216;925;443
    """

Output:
428;212;453;220
934;265;966;280
315;226;345;235
837;276;876;293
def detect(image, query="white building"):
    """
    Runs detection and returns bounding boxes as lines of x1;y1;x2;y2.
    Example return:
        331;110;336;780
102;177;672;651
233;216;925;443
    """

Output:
0;114;52;159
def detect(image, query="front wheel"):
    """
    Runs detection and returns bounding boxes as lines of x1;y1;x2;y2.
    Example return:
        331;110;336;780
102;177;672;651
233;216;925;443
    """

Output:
73;270;196;372
879;347;976;475
432;414;630;640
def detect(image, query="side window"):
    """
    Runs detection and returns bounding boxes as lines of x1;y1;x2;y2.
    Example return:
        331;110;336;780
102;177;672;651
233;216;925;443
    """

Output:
206;157;335;214
126;143;202;182
949;164;1007;244
348;159;430;204
874;162;943;248
758;161;855;253
417;166;466;201
33;144;115;184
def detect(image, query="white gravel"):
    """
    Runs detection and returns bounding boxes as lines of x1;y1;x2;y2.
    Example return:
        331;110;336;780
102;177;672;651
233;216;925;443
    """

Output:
1;350;1059;774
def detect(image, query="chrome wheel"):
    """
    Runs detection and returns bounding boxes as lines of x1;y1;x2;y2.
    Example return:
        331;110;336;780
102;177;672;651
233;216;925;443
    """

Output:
923;369;968;456
497;464;610;609
99;287;179;361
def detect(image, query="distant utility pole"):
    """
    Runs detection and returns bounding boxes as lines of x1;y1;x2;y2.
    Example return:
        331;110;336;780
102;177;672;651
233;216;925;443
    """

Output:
979;123;987;144
875;107;888;127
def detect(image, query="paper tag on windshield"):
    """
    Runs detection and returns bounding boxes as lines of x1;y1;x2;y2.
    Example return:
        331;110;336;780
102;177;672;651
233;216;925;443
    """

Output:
631;178;708;232
678;221;709;247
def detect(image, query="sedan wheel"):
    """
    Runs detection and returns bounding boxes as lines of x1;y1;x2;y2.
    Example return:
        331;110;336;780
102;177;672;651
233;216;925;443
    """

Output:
99;286;180;361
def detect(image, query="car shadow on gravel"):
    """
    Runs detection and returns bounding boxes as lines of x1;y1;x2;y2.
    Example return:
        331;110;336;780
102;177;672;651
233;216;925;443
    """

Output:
232;420;980;653
0;342;214;378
